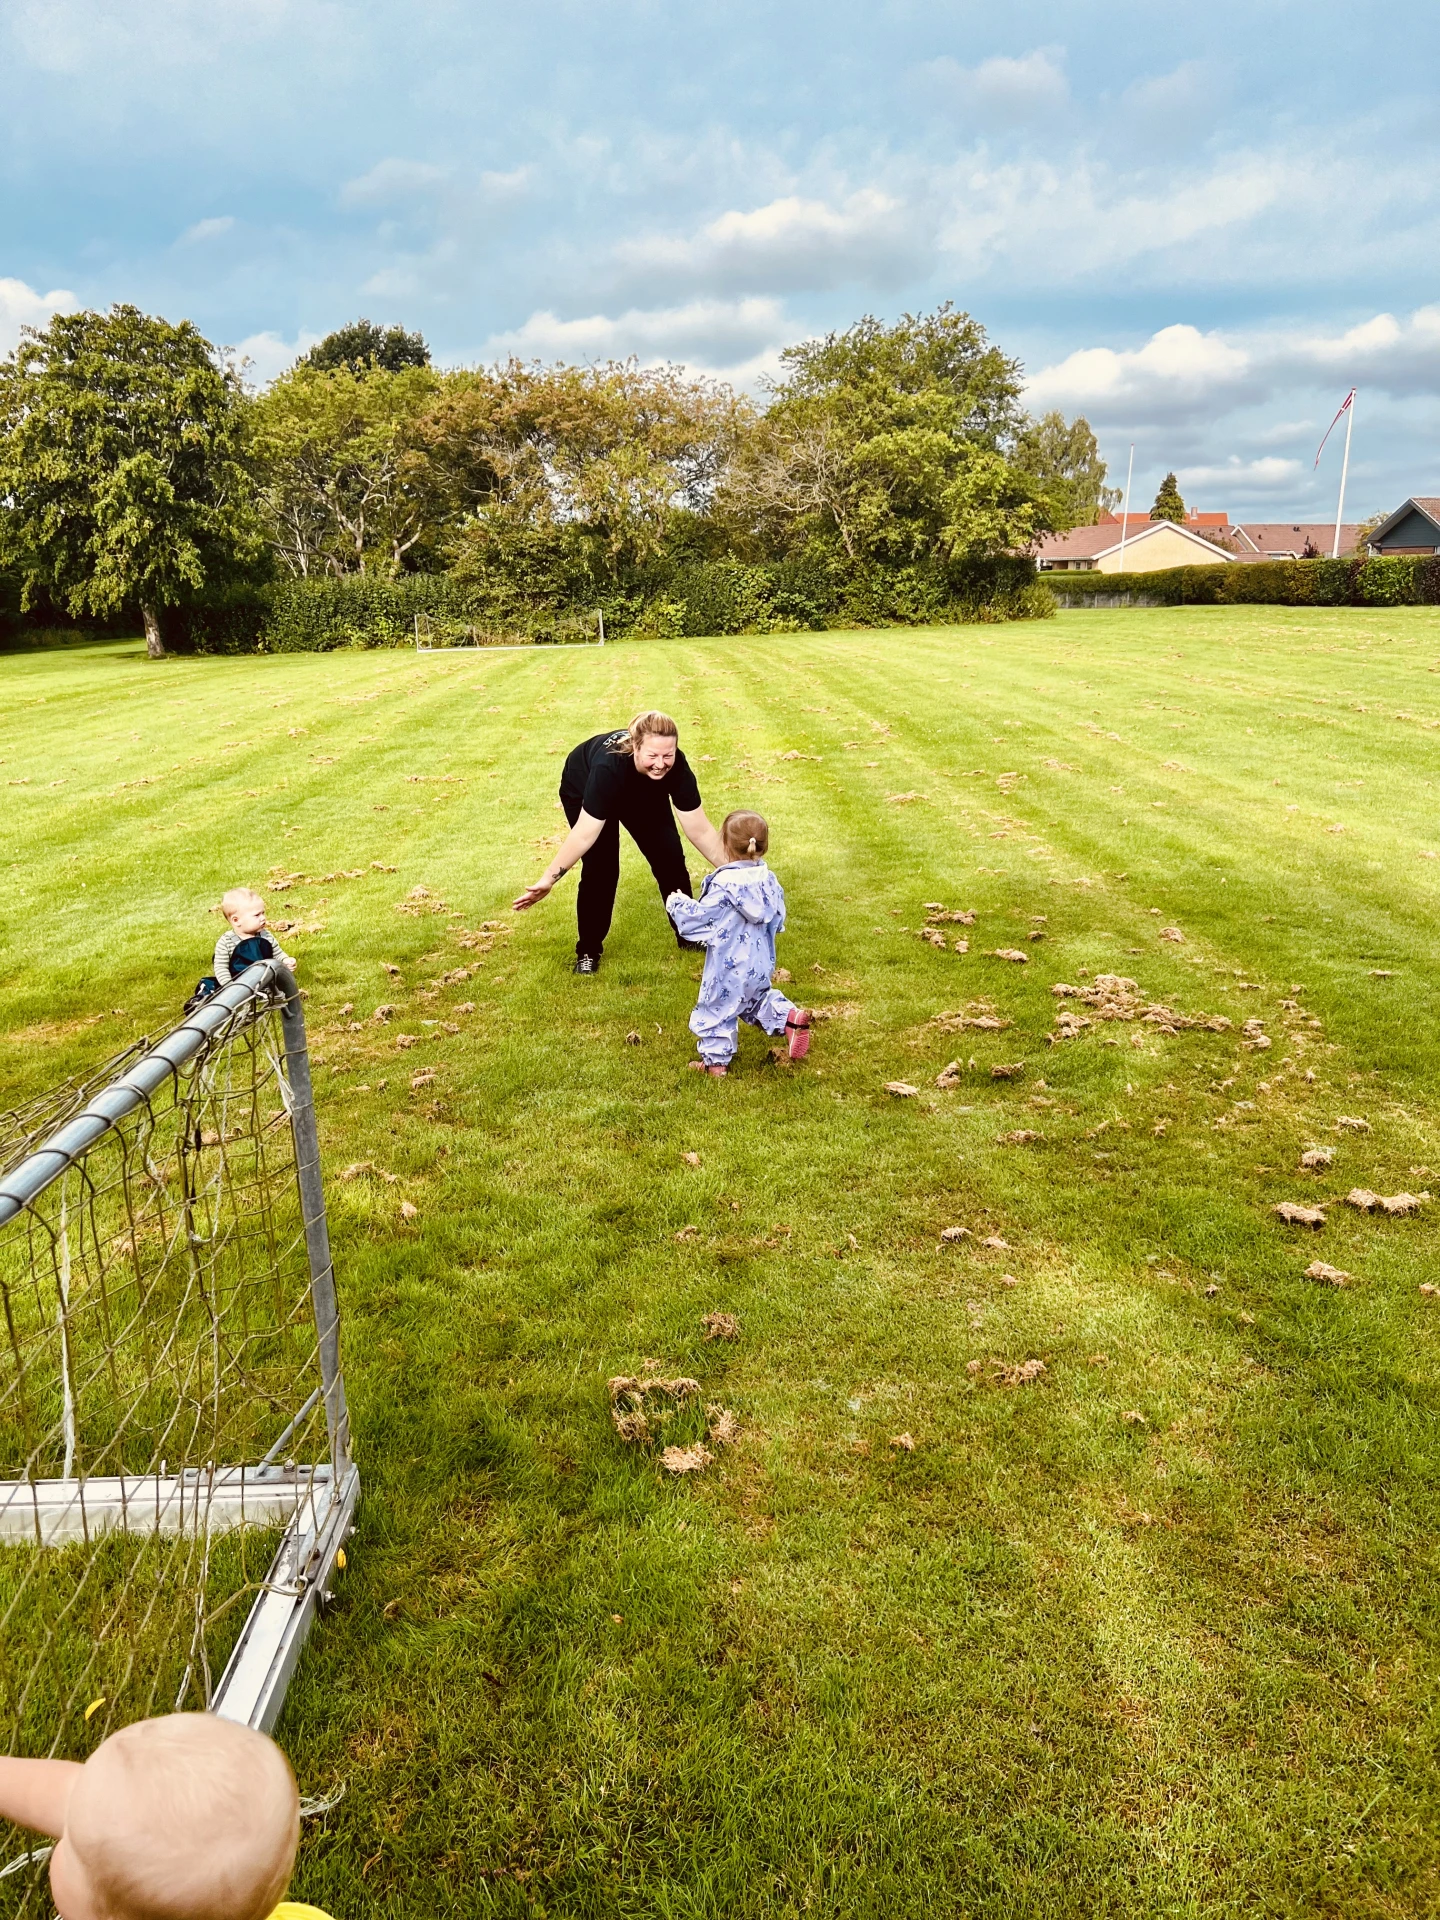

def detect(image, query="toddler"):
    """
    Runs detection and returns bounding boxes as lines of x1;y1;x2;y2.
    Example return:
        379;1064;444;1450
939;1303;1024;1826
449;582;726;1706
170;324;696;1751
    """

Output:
214;888;296;985
0;1711;326;1920
185;889;296;1013
666;810;810;1076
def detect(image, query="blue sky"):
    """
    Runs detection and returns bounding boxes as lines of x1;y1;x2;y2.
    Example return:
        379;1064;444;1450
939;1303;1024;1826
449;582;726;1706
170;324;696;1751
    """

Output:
3;0;1438;518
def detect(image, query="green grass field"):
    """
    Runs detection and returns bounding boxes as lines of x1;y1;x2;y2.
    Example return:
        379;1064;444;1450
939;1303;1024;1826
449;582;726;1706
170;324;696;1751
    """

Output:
2;608;1439;1918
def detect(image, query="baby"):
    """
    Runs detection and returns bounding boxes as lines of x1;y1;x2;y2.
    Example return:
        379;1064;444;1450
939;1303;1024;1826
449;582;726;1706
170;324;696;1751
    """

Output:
185;889;297;1014
214;888;296;986
666;809;811;1076
0;1712;324;1920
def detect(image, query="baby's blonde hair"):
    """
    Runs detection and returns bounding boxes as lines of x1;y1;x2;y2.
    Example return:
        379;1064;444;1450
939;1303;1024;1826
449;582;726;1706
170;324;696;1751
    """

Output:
721;810;769;858
219;887;264;919
610;710;678;755
65;1714;298;1920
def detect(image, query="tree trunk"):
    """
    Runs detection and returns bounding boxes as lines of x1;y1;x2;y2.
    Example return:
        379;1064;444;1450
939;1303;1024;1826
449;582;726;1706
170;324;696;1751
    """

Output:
142;604;166;659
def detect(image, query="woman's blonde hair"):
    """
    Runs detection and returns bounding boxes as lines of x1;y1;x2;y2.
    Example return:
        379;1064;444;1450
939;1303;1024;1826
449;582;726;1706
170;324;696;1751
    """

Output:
610;710;679;755
722;810;769;858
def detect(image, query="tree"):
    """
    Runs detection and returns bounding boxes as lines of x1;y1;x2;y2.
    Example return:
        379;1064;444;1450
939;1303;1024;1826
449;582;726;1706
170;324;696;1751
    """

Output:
0;305;256;657
1150;472;1186;522
303;320;430;375
249;363;442;575
1013;412;1119;530
431;359;750;601
719;305;1048;571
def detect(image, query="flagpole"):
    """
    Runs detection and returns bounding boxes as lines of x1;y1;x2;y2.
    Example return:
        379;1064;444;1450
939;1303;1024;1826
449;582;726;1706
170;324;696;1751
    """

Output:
1117;443;1135;571
1332;392;1355;559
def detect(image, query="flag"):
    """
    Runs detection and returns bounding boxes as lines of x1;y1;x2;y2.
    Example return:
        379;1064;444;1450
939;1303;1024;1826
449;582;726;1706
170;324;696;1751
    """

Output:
1314;390;1355;468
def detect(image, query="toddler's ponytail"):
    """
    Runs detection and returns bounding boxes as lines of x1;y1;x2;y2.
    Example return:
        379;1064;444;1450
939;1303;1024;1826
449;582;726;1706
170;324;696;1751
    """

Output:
720;810;770;859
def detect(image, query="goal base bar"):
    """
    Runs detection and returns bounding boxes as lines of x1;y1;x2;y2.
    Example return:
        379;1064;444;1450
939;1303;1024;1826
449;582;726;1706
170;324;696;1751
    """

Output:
212;1462;359;1733
0;1465;341;1547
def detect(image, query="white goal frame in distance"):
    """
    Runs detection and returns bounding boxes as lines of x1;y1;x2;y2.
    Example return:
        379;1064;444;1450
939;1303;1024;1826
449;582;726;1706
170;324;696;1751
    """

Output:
414;607;605;653
0;960;358;1739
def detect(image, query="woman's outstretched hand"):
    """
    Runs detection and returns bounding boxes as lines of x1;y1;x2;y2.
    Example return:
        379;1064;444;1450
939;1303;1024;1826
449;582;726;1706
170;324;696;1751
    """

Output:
513;878;555;912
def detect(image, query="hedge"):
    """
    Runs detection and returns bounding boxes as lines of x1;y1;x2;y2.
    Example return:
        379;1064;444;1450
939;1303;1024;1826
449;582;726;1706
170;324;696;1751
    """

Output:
1044;554;1440;608
161;556;1056;655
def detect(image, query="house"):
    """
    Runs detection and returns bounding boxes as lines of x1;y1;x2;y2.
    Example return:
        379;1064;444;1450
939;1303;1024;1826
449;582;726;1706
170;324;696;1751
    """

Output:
1230;523;1361;558
1034;511;1364;571
1365;499;1440;556
1034;514;1234;573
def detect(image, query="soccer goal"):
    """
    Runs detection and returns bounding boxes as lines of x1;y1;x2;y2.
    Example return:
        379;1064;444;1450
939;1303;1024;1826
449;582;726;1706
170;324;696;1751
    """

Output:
0;961;357;1906
414;607;605;651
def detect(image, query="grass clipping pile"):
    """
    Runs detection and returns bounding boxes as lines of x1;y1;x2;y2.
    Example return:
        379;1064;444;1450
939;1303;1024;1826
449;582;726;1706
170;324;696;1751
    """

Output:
610;1371;740;1475
1048;974;1233;1043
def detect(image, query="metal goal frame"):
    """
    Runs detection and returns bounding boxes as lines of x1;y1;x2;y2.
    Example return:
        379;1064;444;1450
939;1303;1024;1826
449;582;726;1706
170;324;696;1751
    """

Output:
0;961;358;1739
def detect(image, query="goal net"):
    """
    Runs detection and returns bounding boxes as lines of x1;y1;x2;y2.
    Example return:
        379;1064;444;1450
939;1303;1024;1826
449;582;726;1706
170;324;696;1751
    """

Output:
414;607;605;651
0;961;357;1908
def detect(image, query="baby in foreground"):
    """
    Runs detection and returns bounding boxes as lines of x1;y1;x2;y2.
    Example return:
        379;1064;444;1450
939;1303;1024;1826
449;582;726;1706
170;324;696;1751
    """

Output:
0;1713;318;1920
666;809;810;1075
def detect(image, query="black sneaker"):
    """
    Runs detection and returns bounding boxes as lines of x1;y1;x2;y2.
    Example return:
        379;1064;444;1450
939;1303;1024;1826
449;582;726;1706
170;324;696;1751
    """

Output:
573;953;601;975
676;937;705;953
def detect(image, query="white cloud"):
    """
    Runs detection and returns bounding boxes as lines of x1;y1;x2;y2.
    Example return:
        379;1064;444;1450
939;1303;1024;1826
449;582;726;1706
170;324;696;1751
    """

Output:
8;0;302;73
360;266;423;298
341;158;448;207
1026;324;1256;419
935;149;1293;285
0;276;78;353
1025;305;1440;430
1177;456;1304;493
486;296;789;380
179;215;234;244
479;165;531;201
920;48;1069;123
233;328;321;385
614;190;928;295
1119;61;1219;138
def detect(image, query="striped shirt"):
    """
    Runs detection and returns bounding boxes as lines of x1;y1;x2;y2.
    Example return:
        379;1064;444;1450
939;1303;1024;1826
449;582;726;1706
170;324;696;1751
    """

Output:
213;929;297;984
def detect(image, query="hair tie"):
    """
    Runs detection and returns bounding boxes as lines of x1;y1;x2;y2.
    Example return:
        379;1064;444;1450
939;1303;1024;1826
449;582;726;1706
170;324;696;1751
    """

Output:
746;837;757;854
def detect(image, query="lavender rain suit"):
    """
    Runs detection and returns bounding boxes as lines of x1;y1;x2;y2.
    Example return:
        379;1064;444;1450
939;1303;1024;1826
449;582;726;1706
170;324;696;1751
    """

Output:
666;862;800;1066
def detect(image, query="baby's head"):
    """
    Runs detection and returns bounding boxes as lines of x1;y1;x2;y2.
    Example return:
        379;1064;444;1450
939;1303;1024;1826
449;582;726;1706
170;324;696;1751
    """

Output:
721;810;769;862
50;1714;299;1920
220;888;268;937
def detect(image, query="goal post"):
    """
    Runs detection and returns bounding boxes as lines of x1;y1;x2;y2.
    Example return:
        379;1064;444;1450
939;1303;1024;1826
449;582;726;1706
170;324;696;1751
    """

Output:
414;606;605;651
0;960;358;1896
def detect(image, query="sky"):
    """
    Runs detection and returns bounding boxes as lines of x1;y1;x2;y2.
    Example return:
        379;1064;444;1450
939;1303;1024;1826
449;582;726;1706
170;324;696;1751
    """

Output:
2;0;1439;520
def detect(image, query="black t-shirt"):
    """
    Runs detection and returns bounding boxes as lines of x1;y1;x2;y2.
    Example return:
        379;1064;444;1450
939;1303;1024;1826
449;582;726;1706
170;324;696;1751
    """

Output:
561;731;702;819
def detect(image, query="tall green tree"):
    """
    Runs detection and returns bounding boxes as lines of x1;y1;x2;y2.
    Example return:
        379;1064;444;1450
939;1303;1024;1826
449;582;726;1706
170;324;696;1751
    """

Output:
0;305;256;656
432;359;749;606
1013;412;1119;530
303;320;430;375
720;305;1047;570
1150;472;1187;522
249;362;442;576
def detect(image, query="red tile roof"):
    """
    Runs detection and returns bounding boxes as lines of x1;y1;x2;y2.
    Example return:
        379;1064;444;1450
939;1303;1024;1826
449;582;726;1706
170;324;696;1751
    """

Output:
1232;524;1362;557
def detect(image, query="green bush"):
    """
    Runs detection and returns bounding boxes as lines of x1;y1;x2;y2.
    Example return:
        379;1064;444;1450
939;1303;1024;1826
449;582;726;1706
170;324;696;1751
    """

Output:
1043;556;1438;610
164;552;1055;655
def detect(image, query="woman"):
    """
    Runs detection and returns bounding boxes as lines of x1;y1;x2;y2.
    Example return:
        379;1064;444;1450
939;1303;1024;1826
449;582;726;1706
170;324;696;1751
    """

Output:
513;710;727;973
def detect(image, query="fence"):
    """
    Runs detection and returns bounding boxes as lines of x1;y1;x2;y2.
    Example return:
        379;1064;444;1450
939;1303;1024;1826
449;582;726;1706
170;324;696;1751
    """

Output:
0;961;357;1907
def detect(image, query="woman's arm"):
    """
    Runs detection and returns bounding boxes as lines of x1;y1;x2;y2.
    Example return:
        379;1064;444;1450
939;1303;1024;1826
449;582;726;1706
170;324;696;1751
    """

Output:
513;811;607;911
0;1756;82;1838
675;806;726;869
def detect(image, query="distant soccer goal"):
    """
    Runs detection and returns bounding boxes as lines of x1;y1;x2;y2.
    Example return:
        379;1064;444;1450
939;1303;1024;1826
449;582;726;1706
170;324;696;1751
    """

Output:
0;962;357;1909
414;607;605;652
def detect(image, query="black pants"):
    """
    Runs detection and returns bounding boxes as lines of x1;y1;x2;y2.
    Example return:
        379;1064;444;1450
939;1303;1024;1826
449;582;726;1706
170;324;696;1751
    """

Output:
560;789;693;958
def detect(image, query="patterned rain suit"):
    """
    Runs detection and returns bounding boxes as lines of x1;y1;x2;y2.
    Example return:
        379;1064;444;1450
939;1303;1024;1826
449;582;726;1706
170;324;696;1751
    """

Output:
666;861;799;1066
